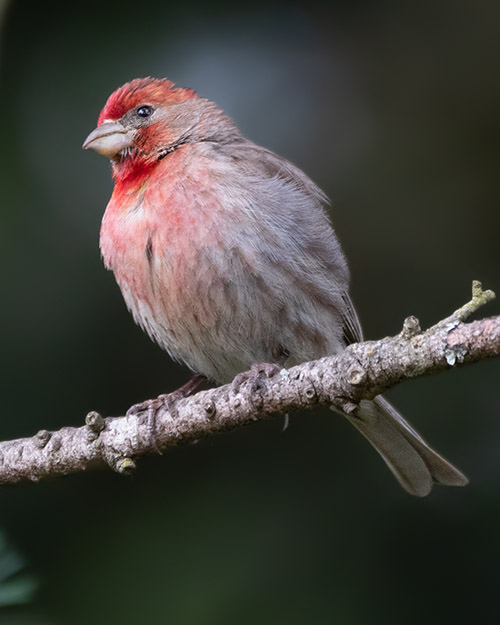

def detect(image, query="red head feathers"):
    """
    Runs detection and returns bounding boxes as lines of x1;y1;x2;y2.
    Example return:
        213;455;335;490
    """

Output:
97;77;197;126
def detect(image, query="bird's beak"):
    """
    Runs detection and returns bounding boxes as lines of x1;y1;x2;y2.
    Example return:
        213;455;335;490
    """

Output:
82;121;135;159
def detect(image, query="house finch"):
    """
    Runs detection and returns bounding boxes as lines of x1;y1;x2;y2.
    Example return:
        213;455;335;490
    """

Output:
83;77;467;496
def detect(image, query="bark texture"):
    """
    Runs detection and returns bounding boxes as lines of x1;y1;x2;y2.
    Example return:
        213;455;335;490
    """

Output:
0;282;497;485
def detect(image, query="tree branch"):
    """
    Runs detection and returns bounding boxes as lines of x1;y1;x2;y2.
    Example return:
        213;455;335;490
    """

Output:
1;281;498;485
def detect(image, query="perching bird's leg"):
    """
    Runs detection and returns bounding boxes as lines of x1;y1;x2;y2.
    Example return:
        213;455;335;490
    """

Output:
126;374;208;452
232;363;290;431
231;362;282;395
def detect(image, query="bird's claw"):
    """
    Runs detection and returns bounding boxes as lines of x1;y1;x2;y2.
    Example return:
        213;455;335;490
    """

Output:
231;362;281;395
126;391;184;454
126;397;160;417
125;375;208;454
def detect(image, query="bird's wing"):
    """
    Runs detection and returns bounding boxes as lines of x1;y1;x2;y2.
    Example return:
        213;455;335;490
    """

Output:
340;291;364;345
227;141;363;348
231;142;330;205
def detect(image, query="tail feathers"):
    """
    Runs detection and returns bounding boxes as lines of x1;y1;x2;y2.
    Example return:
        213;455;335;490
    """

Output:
342;397;468;497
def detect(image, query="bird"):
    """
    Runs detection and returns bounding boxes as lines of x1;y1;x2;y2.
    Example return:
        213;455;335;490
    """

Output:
83;77;468;496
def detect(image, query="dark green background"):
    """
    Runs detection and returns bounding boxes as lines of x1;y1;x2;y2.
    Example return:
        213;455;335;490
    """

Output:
1;1;499;623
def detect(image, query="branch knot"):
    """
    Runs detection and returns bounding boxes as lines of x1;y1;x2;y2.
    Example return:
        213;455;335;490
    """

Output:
34;430;51;449
401;316;421;338
114;457;136;475
347;366;367;386
85;411;105;442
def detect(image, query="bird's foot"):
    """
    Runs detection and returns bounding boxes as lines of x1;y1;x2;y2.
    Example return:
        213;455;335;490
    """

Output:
125;391;184;454
126;374;208;453
231;362;282;395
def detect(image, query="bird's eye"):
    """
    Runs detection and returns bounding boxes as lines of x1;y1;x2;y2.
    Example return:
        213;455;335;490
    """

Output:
136;105;154;118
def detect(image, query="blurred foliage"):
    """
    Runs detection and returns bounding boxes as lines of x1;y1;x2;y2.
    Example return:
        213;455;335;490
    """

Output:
0;1;499;624
0;529;37;608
